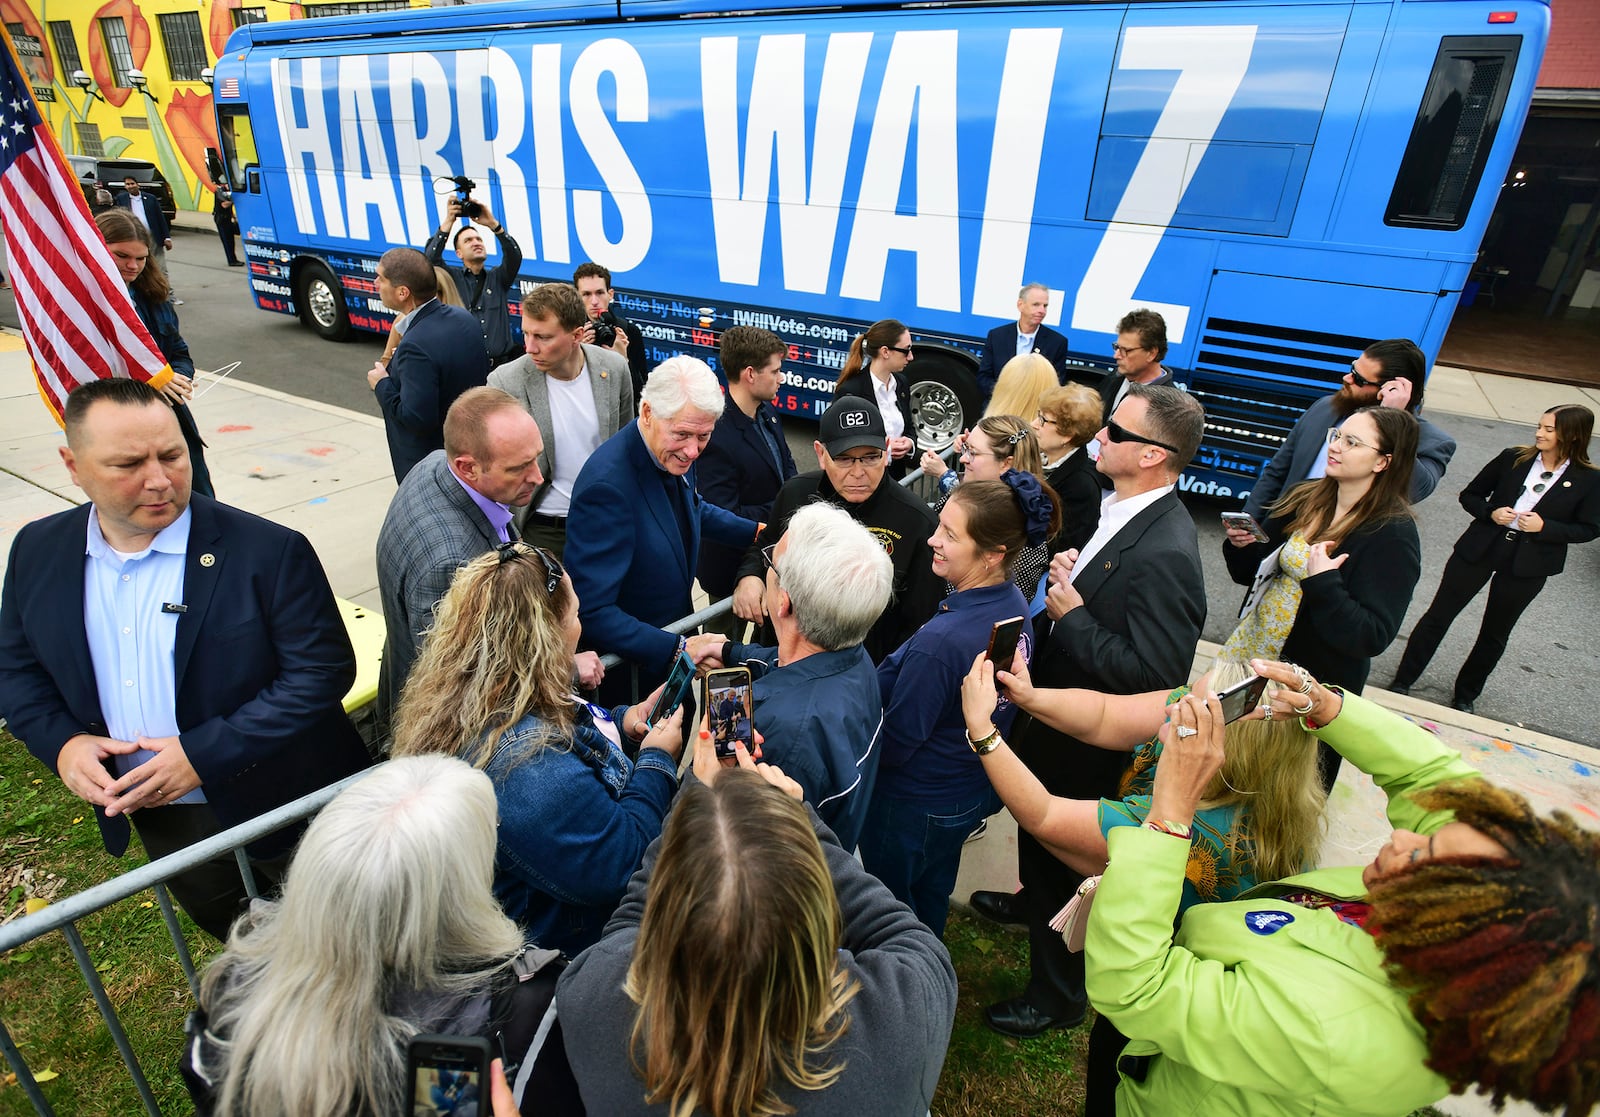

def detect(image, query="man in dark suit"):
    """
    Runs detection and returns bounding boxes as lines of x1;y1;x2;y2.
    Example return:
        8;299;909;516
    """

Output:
566;357;761;702
489;283;633;556
375;387;549;729
116;175;171;276
977;282;1070;398
367;247;490;482
978;384;1207;1041
1096;307;1176;424
0;380;369;939
697;325;797;600
1240;337;1456;522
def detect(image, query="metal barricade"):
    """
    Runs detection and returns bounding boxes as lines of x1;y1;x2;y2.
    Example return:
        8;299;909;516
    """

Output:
0;455;945;1115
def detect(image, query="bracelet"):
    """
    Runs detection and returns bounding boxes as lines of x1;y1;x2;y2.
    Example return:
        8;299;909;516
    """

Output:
1144;818;1194;840
966;726;1003;755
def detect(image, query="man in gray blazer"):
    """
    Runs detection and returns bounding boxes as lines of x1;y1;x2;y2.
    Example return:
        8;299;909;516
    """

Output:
375;387;545;733
489;283;634;554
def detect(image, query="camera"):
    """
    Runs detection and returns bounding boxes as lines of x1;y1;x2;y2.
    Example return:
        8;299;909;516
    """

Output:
450;175;483;220
590;310;620;348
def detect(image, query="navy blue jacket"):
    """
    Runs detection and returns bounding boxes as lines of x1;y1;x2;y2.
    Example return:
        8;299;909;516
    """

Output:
978;322;1070;397
875;581;1032;802
728;643;882;851
374;299;490;482
0;496;369;858
696;400;797;597
567;423;757;690
116;190;170;244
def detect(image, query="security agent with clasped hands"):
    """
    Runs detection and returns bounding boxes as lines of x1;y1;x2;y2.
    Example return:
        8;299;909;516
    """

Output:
425;193;525;368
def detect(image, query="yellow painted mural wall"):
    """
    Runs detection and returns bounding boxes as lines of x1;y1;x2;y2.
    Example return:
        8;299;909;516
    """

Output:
8;0;428;212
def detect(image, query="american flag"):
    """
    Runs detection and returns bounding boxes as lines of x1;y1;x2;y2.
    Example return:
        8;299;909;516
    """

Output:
0;30;173;424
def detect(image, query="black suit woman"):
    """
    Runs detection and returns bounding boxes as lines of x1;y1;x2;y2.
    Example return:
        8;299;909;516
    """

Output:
835;318;917;478
1392;405;1600;713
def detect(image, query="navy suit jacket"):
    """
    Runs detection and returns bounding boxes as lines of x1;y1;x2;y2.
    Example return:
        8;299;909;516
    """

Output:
116;190;169;245
374;299;490;482
695;401;797;597
978;322;1070;397
567;423;758;686
0;496;369;858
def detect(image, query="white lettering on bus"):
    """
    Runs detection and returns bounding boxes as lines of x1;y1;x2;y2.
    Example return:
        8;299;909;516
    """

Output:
840;30;960;312
1070;25;1257;344
339;55;406;244
273;58;343;238
571;39;652;271
388;52;455;243
529;43;570;262
457;48;533;251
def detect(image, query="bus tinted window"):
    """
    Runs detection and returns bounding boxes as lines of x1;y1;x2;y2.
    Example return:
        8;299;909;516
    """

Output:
1386;36;1521;230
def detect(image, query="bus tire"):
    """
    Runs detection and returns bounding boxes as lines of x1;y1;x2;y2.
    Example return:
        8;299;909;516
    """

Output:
295;259;351;341
907;345;981;452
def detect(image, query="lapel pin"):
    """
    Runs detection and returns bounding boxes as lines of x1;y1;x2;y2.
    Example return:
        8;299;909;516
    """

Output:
600;371;608;379
1562;480;1571;487
200;553;216;567
1103;561;1112;571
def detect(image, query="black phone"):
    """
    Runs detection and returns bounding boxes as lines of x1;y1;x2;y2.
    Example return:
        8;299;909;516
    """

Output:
985;615;1025;676
406;1033;491;1117
1220;512;1270;544
647;648;697;727
703;667;754;760
1215;674;1270;724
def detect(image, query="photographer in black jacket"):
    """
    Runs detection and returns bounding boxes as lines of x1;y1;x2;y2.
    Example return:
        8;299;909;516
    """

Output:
425;191;524;368
575;261;648;404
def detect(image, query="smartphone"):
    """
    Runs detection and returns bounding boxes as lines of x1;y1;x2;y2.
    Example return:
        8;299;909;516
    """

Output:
1220;512;1270;544
703;667;754;760
647;648;697;727
1215;674;1270;724
406;1034;490;1117
985;615;1025;676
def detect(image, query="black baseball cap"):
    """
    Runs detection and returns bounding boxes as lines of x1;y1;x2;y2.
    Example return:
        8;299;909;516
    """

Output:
818;398;887;456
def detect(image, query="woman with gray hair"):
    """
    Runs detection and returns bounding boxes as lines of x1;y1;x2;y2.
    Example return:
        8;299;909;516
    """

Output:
181;755;574;1117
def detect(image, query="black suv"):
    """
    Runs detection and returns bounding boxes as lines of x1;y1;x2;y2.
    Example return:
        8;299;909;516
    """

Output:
65;156;178;221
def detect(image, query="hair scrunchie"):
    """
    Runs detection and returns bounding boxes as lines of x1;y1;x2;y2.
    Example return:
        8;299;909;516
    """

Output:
1001;469;1052;546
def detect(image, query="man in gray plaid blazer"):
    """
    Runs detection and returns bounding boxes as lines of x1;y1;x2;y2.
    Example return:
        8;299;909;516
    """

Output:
375;386;544;732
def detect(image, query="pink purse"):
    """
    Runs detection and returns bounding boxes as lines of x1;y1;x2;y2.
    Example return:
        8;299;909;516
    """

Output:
1048;875;1102;953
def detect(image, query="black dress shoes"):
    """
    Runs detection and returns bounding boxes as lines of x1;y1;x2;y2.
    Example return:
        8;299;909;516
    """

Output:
984;996;1085;1039
1452;697;1475;714
1389;681;1411;696
968;889;1027;926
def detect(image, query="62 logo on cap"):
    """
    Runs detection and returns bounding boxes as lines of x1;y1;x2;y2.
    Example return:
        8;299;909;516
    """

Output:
840;410;871;429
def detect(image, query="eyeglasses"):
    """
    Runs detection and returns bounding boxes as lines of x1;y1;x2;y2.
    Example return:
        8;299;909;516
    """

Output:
884;345;914;357
1034;410;1062;430
1325;427;1378;453
760;543;781;580
1528;470;1555;495
497;540;564;595
832;449;885;471
1347;361;1381;390
1105;419;1180;455
1111;344;1148;357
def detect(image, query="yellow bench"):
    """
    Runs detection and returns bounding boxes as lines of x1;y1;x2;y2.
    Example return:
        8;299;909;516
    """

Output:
337;598;385;715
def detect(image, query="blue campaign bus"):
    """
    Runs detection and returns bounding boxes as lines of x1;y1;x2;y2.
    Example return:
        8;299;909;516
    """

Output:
211;0;1548;499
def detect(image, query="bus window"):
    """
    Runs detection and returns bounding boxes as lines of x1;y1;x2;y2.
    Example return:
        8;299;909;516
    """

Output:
1385;36;1521;230
217;106;259;193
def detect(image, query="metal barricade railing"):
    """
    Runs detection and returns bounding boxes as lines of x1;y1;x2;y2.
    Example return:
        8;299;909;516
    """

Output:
0;455;945;1115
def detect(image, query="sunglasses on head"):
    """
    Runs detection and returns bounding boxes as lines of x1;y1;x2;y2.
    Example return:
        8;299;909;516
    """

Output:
1105;419;1180;455
496;541;564;595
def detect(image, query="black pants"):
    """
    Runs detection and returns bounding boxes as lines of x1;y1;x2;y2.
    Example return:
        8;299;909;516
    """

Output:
215;225;240;265
1394;550;1546;704
131;803;292;940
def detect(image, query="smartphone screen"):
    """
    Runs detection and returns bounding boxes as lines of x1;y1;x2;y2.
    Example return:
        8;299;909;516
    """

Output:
985;616;1025;676
406;1034;491;1117
703;667;753;760
1220;512;1270;543
1215;674;1270;724
647;649;697;727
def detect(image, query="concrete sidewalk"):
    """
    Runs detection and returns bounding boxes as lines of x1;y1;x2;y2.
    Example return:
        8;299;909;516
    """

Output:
2;334;1594;1116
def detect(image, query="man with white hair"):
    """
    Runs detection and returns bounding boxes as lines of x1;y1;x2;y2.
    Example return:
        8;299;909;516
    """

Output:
567;357;761;701
725;503;892;851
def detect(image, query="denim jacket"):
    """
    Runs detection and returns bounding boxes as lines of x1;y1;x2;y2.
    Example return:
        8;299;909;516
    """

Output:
484;702;678;955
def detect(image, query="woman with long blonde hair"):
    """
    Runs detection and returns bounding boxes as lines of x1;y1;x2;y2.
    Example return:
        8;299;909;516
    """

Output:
556;734;958;1117
391;542;685;954
960;654;1326;1116
984;352;1058;423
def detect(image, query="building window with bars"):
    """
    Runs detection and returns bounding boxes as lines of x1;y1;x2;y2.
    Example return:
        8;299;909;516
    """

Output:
75;121;105;157
157;12;209;82
98;17;134;87
49;21;83;75
305;1;408;17
232;7;269;27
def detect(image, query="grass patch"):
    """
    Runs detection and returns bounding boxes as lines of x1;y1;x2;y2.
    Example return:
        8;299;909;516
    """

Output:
1;733;217;1117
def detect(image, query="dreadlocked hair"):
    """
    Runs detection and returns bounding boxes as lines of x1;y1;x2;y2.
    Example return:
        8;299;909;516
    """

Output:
1367;779;1600;1116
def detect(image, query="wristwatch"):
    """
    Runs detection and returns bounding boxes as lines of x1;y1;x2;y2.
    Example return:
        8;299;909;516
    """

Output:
966;726;1003;755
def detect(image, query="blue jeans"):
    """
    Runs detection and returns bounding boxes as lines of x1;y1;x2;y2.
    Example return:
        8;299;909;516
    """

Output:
859;786;999;938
